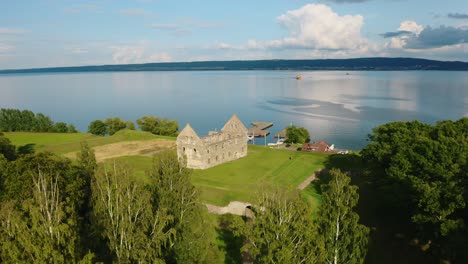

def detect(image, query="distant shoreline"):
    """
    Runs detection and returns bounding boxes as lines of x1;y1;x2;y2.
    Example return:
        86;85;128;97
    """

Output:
1;57;468;74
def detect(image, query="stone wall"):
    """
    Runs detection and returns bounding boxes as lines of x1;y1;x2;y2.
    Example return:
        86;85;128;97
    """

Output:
176;115;248;169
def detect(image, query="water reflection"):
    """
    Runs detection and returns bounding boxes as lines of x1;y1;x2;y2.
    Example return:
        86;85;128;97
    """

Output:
0;70;467;150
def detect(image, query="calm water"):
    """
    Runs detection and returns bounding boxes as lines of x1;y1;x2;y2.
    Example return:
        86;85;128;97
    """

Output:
0;71;467;150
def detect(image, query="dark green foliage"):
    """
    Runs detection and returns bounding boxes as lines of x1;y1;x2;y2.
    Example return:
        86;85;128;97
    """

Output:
148;151;221;263
285;125;310;144
67;124;78;133
317;169;369;264
91;162;173;263
87;120;107;136
0;133;17;161
0;108;77;133
54;122;68;133
361;118;468;262
234;187;325;263
0;151;95;263
125;120;136;130
137;116;179;136
104;117;127;136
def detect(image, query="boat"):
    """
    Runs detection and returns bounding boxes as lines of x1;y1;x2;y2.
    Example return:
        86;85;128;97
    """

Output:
296;74;302;80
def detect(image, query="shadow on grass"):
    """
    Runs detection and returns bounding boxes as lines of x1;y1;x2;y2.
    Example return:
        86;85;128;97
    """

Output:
217;215;243;264
17;143;35;155
322;153;434;264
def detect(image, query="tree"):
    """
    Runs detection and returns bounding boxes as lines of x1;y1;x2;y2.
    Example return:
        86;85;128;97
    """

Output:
361;118;468;261
104;117;126;136
0;169;93;263
54;122;68;133
148;150;220;263
34;113;54;132
285;125;310;144
125;121;136;130
137;116;179;136
92;162;173;263
317;169;369;264
67;124;78;133
88;120;107;136
234;187;324;263
0;133;17;161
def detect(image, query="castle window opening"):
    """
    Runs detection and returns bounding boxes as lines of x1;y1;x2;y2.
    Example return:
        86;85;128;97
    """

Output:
194;148;197;153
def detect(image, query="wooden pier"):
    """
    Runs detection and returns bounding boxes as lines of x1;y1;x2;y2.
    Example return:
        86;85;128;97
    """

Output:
248;122;273;137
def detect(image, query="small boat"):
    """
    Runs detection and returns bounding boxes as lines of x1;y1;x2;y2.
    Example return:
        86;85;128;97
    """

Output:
296;74;302;80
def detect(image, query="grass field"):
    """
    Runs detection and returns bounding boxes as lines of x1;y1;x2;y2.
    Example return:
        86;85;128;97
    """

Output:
5;131;327;208
5;129;175;154
191;145;327;206
112;145;326;208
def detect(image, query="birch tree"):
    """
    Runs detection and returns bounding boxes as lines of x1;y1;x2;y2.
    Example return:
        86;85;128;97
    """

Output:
0;169;89;263
235;187;325;264
317;169;369;264
148;150;221;263
92;162;173;263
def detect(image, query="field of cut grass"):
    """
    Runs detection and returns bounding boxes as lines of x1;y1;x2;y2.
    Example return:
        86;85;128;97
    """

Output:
113;145;327;207
5;129;175;154
191;145;327;206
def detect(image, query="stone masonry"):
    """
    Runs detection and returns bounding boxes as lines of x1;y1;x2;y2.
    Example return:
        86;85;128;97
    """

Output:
176;114;248;169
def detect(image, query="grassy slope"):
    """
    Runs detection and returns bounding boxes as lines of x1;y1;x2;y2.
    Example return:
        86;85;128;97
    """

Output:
112;145;327;207
192;145;327;206
6;131;325;208
5;129;175;154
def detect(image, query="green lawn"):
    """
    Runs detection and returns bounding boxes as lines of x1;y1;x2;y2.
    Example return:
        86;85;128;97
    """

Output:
5;129;175;154
193;145;327;206
6;131;326;208
112;145;327;207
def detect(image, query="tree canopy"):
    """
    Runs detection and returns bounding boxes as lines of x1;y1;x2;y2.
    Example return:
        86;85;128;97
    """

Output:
137;116;179;137
285;125;310;144
0;108;78;133
361;118;468;262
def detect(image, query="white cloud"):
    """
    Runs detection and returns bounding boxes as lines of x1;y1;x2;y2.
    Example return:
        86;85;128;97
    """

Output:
398;21;423;35
215;4;367;53
271;4;366;50
385;21;423;49
111;44;172;64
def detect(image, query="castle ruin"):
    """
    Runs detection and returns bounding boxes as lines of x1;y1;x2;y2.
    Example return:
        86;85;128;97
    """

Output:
176;114;248;169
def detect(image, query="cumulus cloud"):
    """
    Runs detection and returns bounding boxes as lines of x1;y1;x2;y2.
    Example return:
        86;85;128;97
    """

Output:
383;21;423;49
398;21;424;35
380;30;412;38
405;25;468;49
448;13;468;19
383;20;468;51
275;4;366;50
245;4;367;51
111;44;171;64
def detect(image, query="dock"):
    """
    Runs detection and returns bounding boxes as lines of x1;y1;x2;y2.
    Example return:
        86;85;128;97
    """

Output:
274;128;287;139
248;122;273;137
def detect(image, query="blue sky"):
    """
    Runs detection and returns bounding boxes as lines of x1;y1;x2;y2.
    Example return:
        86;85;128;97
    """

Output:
0;0;467;69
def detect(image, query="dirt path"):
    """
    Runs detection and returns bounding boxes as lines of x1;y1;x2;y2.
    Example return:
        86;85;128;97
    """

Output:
65;139;176;162
297;168;324;190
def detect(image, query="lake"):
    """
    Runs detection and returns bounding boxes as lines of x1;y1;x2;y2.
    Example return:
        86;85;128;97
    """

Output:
0;70;467;150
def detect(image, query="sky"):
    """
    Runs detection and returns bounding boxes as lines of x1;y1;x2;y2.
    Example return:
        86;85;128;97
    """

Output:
0;0;467;69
